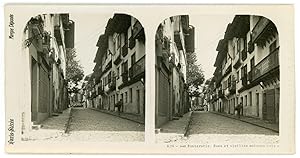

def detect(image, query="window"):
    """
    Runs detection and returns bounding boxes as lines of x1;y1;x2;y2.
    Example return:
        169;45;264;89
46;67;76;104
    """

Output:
113;37;116;51
241;97;243;106
237;71;239;82
244;65;247;77
237;39;241;52
250;57;255;70
241;67;244;79
249;91;252;106
129;88;133;103
125;92;128;103
269;40;277;53
131;53;136;66
108;72;111;83
243;37;247;51
117;35;121;49
256;93;259;116
124;33;128;45
117;67;120;79
228;75;231;88
233;98;235;107
241;65;247;79
113;95;115;105
233;44;236;56
245;95;248;106
123;61;128;73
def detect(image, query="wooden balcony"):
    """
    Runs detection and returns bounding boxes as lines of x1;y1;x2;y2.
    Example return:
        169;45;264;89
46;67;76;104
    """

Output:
184;26;195;52
129;56;145;80
241;75;248;87
129;36;136;49
132;21;144;40
42;32;51;54
122;43;128;57
233;52;242;69
98;86;105;95
108;77;116;91
103;60;112;74
241;48;247;61
122;71;129;84
174;32;183;50
223;63;232;77
248;40;255;53
114;52;122;65
229;81;236;94
249;48;279;83
218;90;224;99
251;17;277;47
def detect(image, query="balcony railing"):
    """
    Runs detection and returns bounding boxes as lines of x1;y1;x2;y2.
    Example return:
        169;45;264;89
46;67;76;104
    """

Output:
247;71;252;81
252;17;270;44
132;21;143;39
129;36;136;49
42;32;51;55
223;63;232;76
129;56;145;79
248;40;255;53
241;75;248;87
241;48;247;61
122;70;129;84
229;81;236;94
233;52;242;69
174;32;183;50
218;90;224;98
98;86;104;95
108;77;116;91
104;60;112;72
114;52;122;65
122;43;128;57
249;48;279;82
29;18;44;37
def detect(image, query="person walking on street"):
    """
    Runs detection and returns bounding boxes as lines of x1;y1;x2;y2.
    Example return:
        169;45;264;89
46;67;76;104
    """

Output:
235;102;243;119
117;98;123;116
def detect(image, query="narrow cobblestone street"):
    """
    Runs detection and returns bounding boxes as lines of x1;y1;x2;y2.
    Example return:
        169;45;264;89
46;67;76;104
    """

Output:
160;111;279;144
22;108;144;142
64;108;145;142
189;112;277;135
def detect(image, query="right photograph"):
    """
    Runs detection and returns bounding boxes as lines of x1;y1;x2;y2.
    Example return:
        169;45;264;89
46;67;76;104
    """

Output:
155;15;279;144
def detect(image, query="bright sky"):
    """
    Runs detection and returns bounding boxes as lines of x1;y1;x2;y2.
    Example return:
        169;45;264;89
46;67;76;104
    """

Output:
70;13;235;80
70;13;112;76
190;14;234;80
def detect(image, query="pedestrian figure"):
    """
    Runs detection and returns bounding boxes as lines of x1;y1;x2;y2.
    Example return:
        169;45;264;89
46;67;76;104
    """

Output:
235;102;243;119
117;98;123;116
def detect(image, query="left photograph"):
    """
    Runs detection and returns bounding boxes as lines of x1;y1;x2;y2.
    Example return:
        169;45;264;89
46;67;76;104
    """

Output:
21;13;145;142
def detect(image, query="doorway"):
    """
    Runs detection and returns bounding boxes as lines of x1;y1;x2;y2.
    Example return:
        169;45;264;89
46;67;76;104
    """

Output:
263;89;276;122
256;93;259;117
31;58;38;122
136;89;140;114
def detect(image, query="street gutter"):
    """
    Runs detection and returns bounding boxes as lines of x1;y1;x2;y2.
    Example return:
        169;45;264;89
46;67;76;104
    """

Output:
64;107;73;134
184;111;193;137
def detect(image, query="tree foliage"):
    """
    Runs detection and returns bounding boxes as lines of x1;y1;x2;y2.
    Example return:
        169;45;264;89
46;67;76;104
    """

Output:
186;51;205;97
66;48;84;94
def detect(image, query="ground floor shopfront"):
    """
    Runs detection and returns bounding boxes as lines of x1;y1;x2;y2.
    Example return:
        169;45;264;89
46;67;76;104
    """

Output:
210;82;279;124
